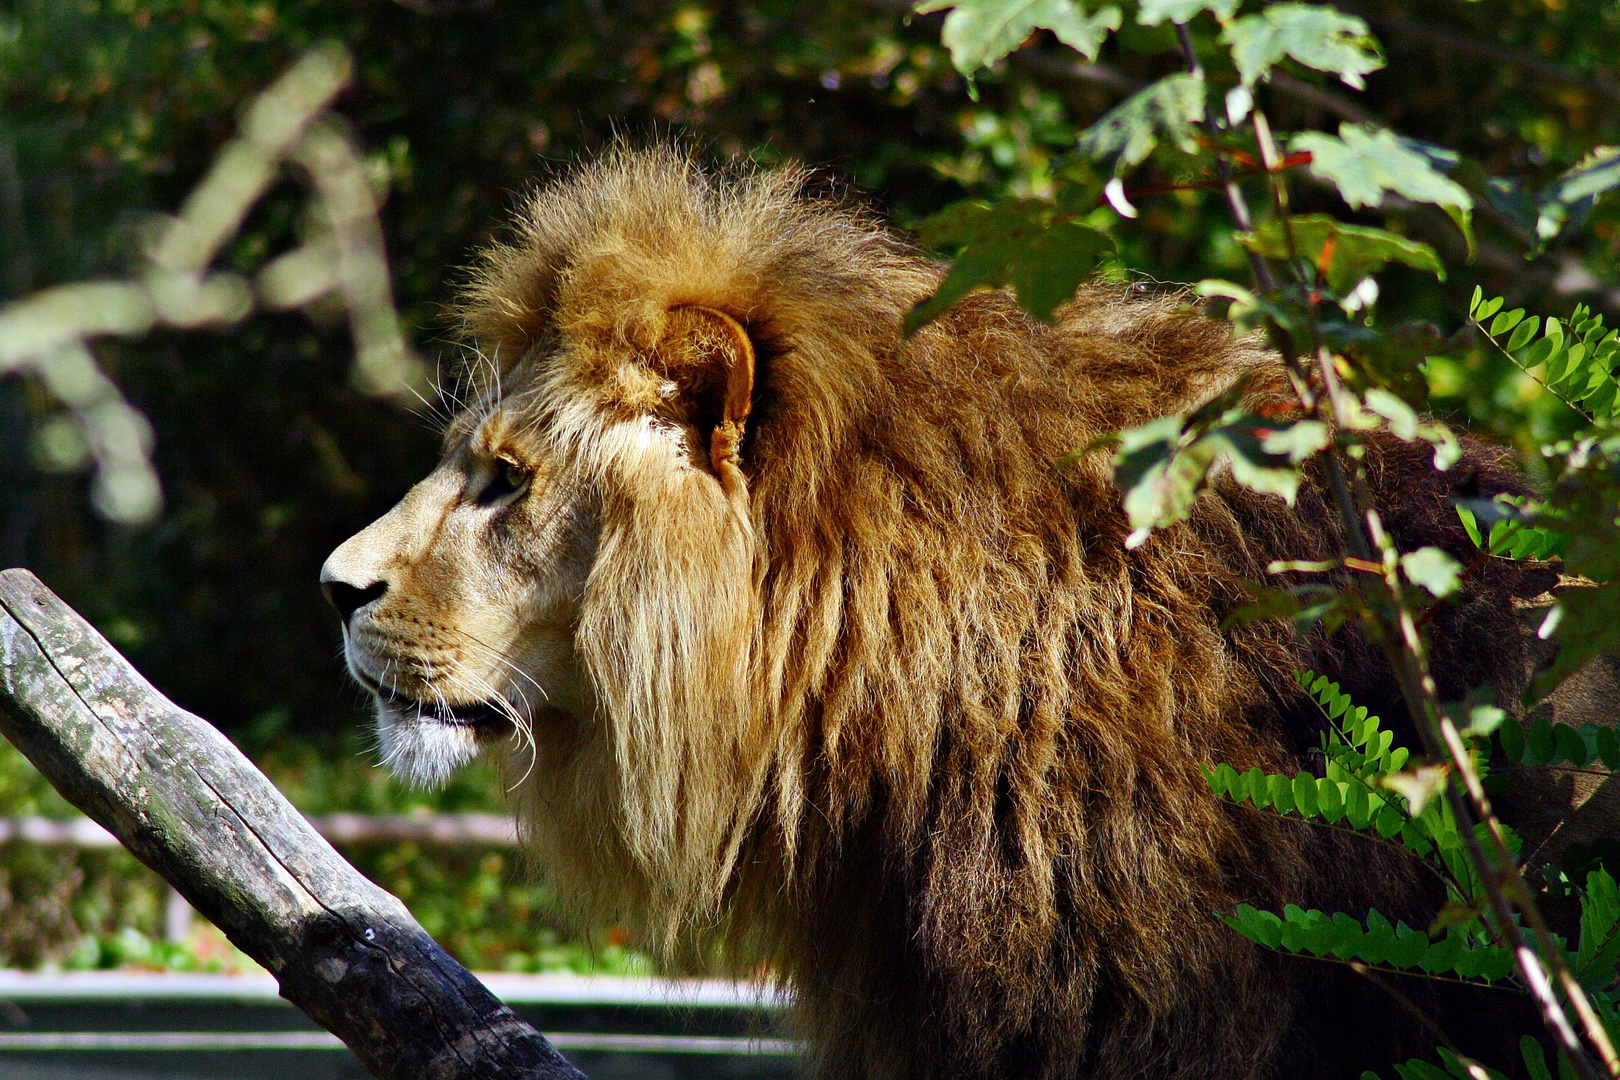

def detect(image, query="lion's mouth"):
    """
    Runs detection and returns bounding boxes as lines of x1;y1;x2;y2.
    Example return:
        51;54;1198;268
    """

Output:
355;672;511;732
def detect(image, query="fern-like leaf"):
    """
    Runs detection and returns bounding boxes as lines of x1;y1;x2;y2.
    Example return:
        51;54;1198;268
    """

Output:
1222;904;1516;982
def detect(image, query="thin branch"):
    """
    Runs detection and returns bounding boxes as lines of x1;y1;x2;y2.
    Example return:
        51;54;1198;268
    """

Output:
1364;511;1617;1080
1279;946;1525;993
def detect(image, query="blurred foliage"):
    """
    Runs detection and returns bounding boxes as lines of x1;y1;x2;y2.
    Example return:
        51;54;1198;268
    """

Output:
0;736;654;973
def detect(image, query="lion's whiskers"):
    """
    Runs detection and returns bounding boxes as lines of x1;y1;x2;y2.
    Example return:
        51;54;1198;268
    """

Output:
445;625;550;703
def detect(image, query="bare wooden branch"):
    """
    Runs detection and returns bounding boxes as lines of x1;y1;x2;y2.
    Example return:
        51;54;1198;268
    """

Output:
0;567;587;1080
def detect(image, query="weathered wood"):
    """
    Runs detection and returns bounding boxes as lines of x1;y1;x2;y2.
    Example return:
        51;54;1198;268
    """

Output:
0;567;587;1080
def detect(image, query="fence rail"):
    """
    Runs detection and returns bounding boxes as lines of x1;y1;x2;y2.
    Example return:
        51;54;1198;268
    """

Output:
0;812;520;849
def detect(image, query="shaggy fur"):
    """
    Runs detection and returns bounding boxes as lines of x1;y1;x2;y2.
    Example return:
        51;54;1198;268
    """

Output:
326;147;1549;1079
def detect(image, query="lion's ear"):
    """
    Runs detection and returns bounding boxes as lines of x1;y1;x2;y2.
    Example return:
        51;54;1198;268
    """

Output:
660;305;755;492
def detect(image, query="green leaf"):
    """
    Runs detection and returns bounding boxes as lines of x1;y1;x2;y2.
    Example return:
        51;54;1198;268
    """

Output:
1205;413;1309;501
1346;781;1372;828
1292;771;1319;816
1400;546;1462;598
1489;308;1525;336
1238;215;1443;295
1136;0;1239;26
1268;771;1296;814
1555;723;1589;767
1576;867;1620;985
1519;333;1561;374
1112;405;1318;548
1293;125;1474;226
1078;72;1206;171
1506;316;1542;352
1007;222;1118;320
1596;726;1620;770
1221;4;1383;88
1374;801;1406;838
908;199;1115;329
1113;414;1208;547
1536;146;1620;243
1209;762;1239;797
1387;925;1430;968
1419;931;1462;974
917;0;1125;72
1522;1037;1554;1080
1316;777;1345;822
1224;903;1285;948
1498;719;1527;766
1457;505;1483;548
1243;766;1268;805
1361;913;1394;965
1529;717;1556;764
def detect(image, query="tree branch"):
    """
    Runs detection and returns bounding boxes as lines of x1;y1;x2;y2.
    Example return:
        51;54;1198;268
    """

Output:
0;568;587;1080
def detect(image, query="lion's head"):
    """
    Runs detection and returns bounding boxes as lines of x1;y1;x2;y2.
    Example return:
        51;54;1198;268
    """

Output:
321;147;952;929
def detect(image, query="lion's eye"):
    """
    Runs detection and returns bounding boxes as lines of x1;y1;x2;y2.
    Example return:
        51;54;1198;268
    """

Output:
479;460;530;505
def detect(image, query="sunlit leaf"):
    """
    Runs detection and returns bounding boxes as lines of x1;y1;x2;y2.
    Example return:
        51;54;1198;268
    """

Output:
917;0;1124;72
1292;126;1474;239
1221;4;1383;89
1381;763;1449;816
1400;546;1462;599
1535;146;1620;243
1239;215;1443;295
1113;414;1210;546
1136;0;1239;27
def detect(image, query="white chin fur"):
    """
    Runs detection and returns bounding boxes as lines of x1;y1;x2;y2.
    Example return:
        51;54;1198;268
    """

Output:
375;704;483;787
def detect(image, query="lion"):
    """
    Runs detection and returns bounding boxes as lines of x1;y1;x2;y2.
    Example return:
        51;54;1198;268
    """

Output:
321;147;1571;1079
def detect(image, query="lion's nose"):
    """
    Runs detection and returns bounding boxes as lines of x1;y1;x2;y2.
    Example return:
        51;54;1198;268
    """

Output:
321;577;387;624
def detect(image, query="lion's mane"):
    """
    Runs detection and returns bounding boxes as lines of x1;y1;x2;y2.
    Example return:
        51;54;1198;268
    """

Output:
457;147;1540;1079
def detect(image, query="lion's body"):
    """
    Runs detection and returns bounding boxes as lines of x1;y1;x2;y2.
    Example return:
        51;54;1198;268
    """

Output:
323;149;1552;1079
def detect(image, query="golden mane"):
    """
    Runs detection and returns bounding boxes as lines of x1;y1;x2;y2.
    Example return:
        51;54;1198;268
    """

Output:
455;146;1541;1078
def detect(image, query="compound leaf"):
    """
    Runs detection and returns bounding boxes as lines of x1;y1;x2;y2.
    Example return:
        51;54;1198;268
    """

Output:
1577;867;1620;985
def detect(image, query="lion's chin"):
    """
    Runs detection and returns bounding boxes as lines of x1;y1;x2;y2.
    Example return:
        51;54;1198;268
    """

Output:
374;704;486;788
